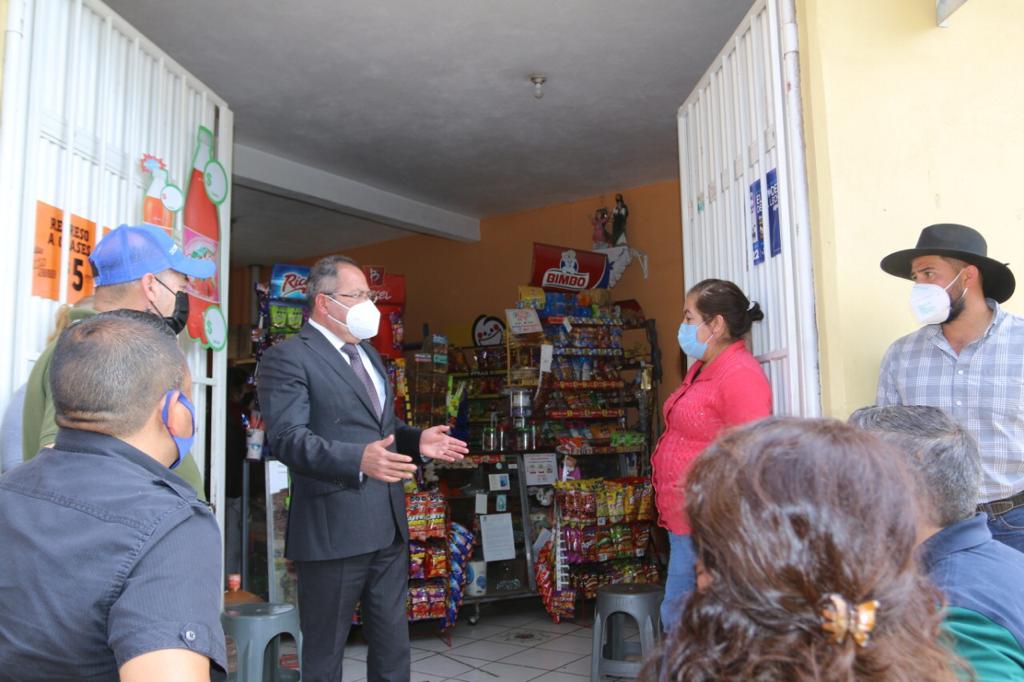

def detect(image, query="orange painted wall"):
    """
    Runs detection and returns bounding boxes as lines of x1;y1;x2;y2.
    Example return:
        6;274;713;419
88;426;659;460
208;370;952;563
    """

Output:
334;180;686;405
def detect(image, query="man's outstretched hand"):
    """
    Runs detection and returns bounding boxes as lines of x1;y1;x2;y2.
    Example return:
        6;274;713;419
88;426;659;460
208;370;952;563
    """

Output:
419;425;469;463
360;435;418;482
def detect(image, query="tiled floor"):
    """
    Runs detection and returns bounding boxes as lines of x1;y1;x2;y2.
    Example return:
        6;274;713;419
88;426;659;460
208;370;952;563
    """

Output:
241;600;645;681
338;601;643;682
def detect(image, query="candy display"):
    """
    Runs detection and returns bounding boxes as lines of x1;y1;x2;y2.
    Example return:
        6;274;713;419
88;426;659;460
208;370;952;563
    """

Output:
408;581;447;621
425;542;449;578
406;492;447;541
569;559;660;600
533;539;576;622
409;541;427;579
445;522;475;627
554;477;653;526
561;523;652;564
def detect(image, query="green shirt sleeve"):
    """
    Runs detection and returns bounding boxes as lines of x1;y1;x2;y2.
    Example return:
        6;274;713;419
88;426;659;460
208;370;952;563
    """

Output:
36;362;59;452
22;341;57;463
945;605;1024;682
173;453;207;502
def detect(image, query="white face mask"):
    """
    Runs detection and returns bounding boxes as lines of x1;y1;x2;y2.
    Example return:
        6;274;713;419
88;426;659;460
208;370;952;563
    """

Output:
325;295;381;340
909;270;965;325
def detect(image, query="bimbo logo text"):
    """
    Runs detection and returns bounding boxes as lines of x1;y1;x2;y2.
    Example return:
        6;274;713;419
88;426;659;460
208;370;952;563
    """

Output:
541;249;590;290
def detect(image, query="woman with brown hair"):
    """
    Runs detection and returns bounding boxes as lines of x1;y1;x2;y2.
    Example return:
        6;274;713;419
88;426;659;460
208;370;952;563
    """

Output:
653;278;771;631
649;417;964;682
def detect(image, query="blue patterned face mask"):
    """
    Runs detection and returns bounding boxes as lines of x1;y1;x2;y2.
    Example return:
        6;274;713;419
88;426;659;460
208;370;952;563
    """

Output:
161;390;195;469
677;322;710;360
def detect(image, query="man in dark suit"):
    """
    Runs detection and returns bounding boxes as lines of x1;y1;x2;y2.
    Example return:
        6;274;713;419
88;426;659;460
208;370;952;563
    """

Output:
257;255;467;682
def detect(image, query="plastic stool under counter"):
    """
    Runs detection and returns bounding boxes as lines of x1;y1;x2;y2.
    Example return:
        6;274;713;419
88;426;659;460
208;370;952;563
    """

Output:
590;583;664;681
221;602;302;681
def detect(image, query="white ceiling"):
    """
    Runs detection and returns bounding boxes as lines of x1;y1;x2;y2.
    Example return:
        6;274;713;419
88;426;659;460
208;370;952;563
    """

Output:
229;184;413;266
105;0;754;261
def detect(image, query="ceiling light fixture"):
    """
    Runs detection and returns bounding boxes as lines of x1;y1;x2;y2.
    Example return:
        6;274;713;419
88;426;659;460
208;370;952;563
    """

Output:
530;74;547;100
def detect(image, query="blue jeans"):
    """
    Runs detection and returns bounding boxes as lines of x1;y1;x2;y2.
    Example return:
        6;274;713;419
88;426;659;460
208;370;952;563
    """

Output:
660;533;696;633
987;505;1024;554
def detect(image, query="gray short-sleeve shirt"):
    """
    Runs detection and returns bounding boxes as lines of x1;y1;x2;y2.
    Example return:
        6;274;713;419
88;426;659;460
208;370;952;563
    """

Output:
0;428;226;680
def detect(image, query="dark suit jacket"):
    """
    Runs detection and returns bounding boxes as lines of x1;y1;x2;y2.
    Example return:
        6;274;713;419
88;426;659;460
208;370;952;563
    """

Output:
257;323;422;562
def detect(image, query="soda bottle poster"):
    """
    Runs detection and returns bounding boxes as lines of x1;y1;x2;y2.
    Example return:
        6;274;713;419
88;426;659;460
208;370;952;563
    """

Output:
182;125;229;349
749;177;765;266
140;154;183;237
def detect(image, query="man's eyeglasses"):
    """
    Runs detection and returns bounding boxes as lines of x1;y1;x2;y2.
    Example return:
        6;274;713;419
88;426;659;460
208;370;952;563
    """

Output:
327;290;381;303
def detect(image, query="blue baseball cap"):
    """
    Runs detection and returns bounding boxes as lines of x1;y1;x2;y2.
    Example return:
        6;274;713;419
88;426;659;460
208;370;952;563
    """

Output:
89;224;216;286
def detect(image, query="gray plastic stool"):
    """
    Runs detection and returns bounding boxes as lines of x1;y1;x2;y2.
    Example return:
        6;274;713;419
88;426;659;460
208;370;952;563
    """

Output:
590;583;664;681
222;603;302;682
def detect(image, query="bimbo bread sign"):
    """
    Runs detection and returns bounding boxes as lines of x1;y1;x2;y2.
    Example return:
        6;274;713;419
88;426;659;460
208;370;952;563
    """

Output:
530;243;610;291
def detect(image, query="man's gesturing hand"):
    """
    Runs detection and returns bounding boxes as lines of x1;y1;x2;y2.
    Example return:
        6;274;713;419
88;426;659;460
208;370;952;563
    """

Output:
419;425;469;463
360;435;418;483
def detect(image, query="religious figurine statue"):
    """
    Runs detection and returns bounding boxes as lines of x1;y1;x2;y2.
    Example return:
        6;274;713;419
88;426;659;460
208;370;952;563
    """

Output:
591;207;612;247
611;193;629;245
593;192;647;286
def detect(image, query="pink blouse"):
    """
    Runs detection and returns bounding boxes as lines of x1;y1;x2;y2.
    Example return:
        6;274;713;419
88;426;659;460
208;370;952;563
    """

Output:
651;340;772;535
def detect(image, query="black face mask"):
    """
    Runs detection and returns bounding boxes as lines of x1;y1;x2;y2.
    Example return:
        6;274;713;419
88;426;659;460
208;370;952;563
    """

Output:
153;277;189;336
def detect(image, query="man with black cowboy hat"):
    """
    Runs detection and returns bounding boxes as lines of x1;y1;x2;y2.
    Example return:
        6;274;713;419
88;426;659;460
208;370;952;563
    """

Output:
877;223;1024;552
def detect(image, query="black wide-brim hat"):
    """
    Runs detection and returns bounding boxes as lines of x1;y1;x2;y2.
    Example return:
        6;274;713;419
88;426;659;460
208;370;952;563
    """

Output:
880;223;1015;303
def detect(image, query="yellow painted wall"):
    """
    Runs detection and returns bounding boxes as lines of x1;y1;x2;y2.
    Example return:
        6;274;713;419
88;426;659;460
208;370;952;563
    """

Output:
312;180;686;407
798;0;1024;418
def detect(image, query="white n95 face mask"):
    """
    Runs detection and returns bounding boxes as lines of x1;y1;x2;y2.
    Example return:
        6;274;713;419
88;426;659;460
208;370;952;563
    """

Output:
909;271;963;325
327;296;381;340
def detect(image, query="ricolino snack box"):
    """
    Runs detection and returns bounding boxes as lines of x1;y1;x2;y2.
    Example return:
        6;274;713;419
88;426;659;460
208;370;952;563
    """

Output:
268;264;310;335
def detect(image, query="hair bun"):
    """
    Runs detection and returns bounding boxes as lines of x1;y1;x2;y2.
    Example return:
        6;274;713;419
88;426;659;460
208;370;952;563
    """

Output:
747;301;764;323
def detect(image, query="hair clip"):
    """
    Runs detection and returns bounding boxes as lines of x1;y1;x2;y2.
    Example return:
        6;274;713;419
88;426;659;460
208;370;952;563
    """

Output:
747;301;757;311
820;593;879;647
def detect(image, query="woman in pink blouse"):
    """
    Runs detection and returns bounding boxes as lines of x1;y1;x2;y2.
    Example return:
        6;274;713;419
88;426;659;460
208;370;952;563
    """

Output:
653;279;772;631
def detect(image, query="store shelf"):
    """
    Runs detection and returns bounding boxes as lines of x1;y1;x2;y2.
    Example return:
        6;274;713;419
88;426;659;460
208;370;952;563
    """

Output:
550;380;624;390
567;549;647;565
465;394;502;400
546;409;625;419
450;370;507;377
556;446;645;456
552;347;624;357
543;316;623;327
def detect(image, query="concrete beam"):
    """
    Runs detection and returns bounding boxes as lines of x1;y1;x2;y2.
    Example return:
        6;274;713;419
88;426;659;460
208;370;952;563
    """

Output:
233;144;480;242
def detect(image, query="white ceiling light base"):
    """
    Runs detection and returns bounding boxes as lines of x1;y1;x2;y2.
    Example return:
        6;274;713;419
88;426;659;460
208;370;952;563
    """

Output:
530;74;547;100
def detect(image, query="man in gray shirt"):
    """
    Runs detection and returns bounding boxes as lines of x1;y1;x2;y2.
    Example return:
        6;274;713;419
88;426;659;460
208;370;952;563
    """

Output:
0;310;225;681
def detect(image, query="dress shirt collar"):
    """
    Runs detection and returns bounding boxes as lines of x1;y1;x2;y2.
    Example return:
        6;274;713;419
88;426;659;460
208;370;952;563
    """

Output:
919;512;992;573
308;318;350;352
52;427;193;495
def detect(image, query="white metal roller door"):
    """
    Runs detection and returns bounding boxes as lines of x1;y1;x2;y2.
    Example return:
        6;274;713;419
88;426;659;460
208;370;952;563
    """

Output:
677;0;819;417
0;0;233;528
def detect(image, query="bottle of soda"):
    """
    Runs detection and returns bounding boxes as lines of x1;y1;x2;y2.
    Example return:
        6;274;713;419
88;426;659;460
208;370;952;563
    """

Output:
182;126;220;344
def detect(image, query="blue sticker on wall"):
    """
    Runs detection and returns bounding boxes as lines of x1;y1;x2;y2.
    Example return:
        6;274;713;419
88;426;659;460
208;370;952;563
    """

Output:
750;178;765;265
767;169;781;257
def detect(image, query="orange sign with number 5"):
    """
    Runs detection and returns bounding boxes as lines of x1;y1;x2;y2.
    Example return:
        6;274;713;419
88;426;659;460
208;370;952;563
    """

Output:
32;201;99;304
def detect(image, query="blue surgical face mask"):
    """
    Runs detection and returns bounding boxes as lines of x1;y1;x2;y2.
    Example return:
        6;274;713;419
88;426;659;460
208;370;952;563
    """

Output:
677;322;711;360
161;390;196;469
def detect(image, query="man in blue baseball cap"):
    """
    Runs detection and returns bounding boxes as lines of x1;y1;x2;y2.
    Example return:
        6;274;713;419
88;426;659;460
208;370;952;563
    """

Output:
21;224;215;498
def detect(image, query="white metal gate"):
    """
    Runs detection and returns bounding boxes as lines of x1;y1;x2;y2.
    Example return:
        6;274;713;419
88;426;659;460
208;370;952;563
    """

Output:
677;0;819;417
0;0;233;527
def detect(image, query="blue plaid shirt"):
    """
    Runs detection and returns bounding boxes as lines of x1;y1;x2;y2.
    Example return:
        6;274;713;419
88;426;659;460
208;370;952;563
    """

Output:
878;300;1024;503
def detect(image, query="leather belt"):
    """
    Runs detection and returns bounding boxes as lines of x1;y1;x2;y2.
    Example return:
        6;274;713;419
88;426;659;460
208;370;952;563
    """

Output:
977;489;1024;518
